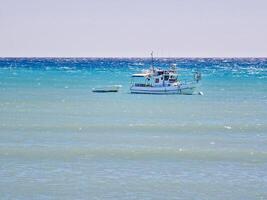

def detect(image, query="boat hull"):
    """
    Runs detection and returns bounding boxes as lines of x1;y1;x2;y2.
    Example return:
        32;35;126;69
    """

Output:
130;84;197;95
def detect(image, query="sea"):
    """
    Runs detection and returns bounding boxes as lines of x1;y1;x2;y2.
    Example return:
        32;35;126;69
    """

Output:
0;58;266;200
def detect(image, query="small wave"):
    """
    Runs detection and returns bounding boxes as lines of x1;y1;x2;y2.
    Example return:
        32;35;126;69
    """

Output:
1;123;267;134
1;146;266;163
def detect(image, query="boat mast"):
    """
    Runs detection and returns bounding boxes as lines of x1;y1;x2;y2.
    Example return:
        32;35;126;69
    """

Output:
151;51;154;72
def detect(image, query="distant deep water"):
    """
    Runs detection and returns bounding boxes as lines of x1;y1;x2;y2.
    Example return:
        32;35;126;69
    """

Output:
0;58;267;200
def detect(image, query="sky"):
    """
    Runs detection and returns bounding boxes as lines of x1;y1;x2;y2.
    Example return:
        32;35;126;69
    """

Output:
0;0;267;57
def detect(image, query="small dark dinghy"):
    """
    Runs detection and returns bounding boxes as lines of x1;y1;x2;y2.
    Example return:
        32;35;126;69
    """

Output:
92;85;122;93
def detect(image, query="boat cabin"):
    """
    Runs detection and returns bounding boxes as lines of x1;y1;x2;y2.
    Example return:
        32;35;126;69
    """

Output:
131;69;178;87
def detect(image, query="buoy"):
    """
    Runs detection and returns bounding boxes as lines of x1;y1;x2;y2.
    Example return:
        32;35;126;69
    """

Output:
198;91;204;95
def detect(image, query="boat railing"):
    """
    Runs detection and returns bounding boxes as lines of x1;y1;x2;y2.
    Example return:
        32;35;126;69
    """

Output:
134;83;152;87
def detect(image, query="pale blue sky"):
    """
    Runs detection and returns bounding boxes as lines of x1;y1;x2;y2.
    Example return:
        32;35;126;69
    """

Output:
0;0;266;57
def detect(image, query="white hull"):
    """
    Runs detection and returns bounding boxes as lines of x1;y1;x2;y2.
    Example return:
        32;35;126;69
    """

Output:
130;84;197;95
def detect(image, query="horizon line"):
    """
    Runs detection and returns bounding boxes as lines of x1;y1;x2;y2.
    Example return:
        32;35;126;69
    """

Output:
1;56;267;59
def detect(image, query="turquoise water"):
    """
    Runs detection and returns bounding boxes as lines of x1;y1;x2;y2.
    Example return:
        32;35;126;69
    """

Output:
0;58;267;199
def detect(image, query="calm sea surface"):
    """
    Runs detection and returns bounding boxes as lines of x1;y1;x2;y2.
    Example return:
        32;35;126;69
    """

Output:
0;58;267;200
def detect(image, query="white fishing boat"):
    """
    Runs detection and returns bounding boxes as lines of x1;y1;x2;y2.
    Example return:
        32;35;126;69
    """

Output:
130;53;201;95
92;85;122;93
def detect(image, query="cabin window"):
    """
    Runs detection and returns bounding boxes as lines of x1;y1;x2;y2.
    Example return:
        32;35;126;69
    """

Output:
164;75;169;81
169;78;175;83
155;78;159;83
161;77;163;80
